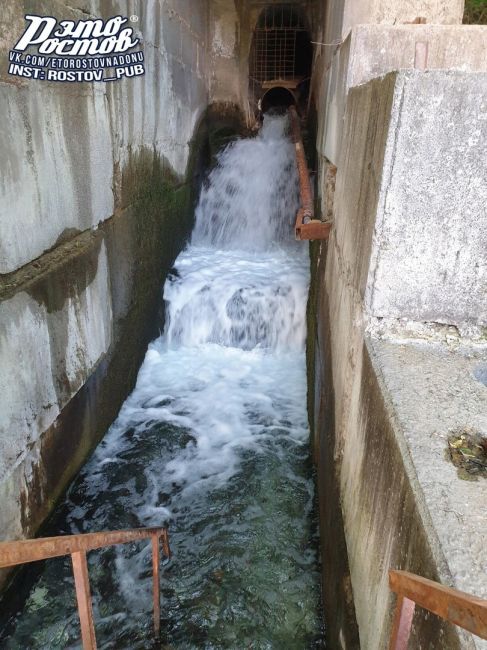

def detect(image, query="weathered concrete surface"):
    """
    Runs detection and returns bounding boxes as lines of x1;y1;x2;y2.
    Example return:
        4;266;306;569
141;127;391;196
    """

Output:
209;0;241;108
371;339;487;601
319;25;487;165
348;25;487;87
0;85;114;274
106;0;209;178
309;70;487;649
310;1;466;130
0;236;112;539
332;70;487;331
342;0;464;33
309;266;480;648
306;243;361;650
365;71;487;329
0;0;209;274
0;0;211;577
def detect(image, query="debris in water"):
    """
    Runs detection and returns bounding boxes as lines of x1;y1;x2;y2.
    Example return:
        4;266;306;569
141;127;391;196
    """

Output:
447;429;487;480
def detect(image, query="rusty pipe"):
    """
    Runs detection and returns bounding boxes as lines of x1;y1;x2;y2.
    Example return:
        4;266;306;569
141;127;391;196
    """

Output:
289;105;313;223
288;106;332;241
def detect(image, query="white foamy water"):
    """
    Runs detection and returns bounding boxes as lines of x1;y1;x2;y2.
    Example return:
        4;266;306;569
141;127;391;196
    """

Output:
164;247;307;351
3;114;323;648
95;112;309;517
192;113;299;250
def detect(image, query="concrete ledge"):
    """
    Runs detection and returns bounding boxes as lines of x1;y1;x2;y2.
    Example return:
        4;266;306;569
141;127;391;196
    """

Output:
342;334;482;649
308;249;481;647
370;338;487;602
319;25;487;164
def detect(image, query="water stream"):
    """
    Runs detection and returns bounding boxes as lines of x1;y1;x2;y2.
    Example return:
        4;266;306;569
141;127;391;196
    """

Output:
0;114;324;649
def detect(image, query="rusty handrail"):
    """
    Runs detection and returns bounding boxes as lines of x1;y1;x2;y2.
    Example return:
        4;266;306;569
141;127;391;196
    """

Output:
0;527;171;650
288;105;332;241
389;570;487;649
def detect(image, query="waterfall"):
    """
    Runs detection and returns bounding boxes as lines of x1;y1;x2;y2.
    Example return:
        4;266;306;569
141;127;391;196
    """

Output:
2;114;324;649
192;114;299;250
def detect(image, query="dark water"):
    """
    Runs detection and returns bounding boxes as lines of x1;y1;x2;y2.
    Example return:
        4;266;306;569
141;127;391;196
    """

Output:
0;115;324;649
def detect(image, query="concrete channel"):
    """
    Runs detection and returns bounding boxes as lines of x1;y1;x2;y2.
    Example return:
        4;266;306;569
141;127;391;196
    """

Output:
0;1;486;648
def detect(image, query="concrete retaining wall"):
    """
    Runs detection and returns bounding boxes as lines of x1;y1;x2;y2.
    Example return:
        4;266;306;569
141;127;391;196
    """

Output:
0;0;210;576
310;70;487;649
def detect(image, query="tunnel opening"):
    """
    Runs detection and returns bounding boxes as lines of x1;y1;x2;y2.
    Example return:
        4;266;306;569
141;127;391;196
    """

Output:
249;4;313;118
261;86;296;113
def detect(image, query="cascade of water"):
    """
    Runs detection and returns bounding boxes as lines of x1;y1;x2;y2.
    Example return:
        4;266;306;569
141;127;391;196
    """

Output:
1;114;324;649
165;114;304;352
192;114;299;251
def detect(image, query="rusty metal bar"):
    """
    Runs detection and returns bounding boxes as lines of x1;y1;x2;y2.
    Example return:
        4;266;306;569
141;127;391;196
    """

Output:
389;594;416;650
389;570;487;645
288;105;332;241
289;105;313;220
72;551;97;650
0;527;170;647
152;533;161;638
162;528;172;559
0;527;166;568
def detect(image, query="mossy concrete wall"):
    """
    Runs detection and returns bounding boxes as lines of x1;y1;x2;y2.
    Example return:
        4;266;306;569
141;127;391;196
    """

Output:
0;0;212;588
309;70;486;649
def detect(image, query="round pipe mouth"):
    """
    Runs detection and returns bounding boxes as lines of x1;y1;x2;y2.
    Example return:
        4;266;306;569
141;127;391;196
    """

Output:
261;86;296;113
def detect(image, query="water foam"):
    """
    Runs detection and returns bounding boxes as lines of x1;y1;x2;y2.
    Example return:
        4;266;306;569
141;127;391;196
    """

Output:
192;114;299;251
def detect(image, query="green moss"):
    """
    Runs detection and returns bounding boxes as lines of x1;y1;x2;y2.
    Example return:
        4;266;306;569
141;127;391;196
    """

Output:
306;240;321;433
463;0;487;23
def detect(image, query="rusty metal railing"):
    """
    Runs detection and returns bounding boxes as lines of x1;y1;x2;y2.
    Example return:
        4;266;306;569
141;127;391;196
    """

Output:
288;105;332;241
0;527;170;650
389;570;487;649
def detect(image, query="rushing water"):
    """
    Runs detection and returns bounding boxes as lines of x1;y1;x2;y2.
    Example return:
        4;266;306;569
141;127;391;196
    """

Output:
0;114;324;649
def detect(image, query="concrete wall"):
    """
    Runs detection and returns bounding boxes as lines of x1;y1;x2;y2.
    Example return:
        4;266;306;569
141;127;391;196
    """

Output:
1;0;209;274
309;70;487;649
318;24;487;165
365;71;487;330
0;0;210;571
342;0;464;33
208;0;241;108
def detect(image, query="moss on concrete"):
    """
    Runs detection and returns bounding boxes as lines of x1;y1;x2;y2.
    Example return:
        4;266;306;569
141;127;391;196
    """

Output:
1;102;249;573
306;239;320;444
306;240;361;650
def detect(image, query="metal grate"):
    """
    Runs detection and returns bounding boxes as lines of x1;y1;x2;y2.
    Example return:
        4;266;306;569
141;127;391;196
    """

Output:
251;6;307;83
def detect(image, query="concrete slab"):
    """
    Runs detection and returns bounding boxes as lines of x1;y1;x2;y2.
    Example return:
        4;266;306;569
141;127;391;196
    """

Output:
366;70;487;329
371;337;487;648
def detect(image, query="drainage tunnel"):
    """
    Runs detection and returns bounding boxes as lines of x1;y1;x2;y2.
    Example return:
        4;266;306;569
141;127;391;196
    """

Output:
249;4;313;115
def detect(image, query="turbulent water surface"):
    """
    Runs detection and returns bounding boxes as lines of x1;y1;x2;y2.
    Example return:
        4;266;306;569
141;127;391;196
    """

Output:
0;115;324;649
